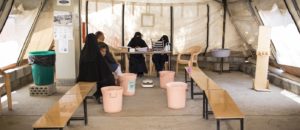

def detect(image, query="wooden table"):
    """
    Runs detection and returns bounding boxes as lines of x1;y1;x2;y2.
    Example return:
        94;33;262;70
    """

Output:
33;82;96;130
204;89;244;130
119;50;172;75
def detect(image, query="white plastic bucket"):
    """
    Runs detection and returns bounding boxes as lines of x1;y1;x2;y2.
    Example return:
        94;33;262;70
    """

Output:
166;82;187;109
119;73;137;96
159;71;175;89
101;86;123;113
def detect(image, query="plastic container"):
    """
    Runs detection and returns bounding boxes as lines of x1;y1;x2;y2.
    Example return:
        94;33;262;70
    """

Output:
28;51;55;85
101;86;123;113
119;73;137;96
166;82;188;109
159;71;175;89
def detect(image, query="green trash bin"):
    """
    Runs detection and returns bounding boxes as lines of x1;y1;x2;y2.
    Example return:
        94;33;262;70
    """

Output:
28;51;55;85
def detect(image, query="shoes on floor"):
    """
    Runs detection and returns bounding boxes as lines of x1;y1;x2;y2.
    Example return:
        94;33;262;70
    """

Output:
137;73;144;77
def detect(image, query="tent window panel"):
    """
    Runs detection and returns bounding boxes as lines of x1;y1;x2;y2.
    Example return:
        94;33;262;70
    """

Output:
0;1;42;67
259;4;300;68
23;1;52;59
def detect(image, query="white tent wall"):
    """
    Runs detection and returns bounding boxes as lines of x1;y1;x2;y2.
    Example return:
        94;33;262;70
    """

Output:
123;3;171;47
227;0;259;55
84;0;246;54
173;1;245;53
87;2;123;47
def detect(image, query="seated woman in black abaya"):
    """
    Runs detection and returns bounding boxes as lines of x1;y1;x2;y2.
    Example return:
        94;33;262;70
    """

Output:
152;35;169;76
77;33;115;104
128;32;148;77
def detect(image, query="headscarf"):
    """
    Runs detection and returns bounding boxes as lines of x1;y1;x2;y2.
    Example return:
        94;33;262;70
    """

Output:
128;32;147;48
160;35;169;43
134;32;142;38
80;34;98;62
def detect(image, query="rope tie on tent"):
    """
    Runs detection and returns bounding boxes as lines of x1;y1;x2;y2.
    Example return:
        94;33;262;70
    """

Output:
111;0;114;14
132;2;135;15
181;3;184;17
160;3;163;16
146;3;150;13
197;3;200;16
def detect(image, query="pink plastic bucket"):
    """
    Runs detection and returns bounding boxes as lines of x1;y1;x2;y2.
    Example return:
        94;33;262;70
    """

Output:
159;71;175;89
101;86;123;113
166;82;187;109
119;73;137;96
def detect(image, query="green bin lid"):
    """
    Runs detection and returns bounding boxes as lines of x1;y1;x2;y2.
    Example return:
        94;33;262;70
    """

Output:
29;51;55;56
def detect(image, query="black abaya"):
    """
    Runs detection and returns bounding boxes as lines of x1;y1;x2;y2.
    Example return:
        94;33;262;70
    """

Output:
77;34;115;99
128;37;148;74
152;35;169;72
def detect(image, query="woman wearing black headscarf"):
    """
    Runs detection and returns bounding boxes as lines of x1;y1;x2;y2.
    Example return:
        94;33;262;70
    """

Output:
152;35;169;76
128;32;148;77
77;33;115;103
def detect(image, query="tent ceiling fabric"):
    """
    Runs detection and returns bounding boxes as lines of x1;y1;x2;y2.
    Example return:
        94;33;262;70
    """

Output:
86;0;246;54
92;0;212;4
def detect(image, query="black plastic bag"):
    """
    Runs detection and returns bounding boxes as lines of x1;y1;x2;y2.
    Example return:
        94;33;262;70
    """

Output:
28;54;55;66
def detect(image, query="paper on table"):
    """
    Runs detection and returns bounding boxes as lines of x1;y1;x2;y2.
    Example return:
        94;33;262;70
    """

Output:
58;39;69;53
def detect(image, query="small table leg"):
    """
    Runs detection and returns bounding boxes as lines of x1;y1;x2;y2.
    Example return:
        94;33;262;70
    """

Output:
149;54;153;76
125;54;129;73
241;119;244;130
191;78;194;99
217;120;220;130
205;93;209;120
168;53;171;70
84;98;88;125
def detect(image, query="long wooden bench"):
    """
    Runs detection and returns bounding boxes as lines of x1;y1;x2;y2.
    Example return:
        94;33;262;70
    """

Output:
32;82;96;130
204;89;244;130
185;67;244;130
185;67;221;99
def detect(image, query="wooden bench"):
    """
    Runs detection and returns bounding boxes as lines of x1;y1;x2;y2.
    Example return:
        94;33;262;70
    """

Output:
185;67;221;99
32;82;96;130
185;67;244;130
0;69;13;112
204;89;244;130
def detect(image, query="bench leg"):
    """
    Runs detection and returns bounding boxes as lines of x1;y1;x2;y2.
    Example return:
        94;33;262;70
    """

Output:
67;120;70;126
217;119;220;130
191;78;194;99
205;93;209;120
84;98;88;125
240;118;244;130
202;93;205;118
